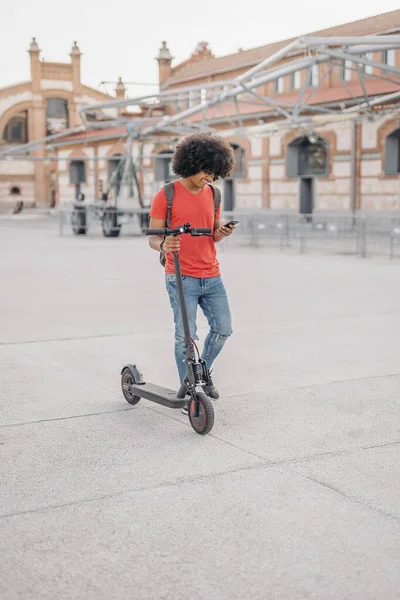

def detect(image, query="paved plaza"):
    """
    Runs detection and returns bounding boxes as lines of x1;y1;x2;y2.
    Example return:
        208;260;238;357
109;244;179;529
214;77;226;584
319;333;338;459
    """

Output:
1;214;400;599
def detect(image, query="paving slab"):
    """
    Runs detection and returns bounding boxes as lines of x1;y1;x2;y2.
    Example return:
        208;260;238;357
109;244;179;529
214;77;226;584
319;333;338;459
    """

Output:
0;406;265;516
290;443;400;519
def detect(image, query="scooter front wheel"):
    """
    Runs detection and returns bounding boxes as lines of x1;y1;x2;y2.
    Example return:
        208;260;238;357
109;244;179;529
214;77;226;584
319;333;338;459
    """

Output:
188;392;214;435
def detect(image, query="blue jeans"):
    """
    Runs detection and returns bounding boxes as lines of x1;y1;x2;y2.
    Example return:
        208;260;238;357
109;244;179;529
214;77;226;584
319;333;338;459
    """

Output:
165;274;233;382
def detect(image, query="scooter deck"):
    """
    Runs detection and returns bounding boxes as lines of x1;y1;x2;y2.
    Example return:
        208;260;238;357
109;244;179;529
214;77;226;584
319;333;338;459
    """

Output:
131;382;187;409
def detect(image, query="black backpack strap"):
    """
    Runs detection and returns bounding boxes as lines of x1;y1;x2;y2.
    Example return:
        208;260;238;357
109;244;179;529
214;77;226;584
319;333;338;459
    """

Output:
164;182;175;227
209;184;221;218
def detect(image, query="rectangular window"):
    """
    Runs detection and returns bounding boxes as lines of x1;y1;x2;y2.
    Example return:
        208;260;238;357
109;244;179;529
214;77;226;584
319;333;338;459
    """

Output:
274;77;284;94
200;88;207;104
364;52;373;75
291;70;301;90
311;64;319;87
383;49;396;66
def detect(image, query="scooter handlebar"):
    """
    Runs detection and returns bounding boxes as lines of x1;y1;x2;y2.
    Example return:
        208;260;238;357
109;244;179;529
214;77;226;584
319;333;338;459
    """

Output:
145;228;169;236
193;228;212;234
144;225;212;236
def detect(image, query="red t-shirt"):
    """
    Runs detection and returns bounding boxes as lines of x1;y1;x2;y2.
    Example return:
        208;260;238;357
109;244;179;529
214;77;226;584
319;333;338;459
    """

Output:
149;181;221;278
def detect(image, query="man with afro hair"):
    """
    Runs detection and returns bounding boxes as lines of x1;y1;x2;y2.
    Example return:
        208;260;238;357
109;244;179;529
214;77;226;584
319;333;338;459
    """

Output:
149;132;236;412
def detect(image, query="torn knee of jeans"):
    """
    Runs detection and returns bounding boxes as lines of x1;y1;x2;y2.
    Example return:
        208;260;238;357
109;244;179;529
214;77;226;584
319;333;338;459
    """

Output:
211;330;232;342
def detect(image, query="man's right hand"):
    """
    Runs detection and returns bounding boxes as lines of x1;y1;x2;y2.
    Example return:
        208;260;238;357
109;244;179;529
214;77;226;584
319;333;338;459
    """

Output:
163;236;180;253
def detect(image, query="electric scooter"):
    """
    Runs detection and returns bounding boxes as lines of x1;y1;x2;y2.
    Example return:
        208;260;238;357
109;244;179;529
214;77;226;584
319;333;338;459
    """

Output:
121;222;215;435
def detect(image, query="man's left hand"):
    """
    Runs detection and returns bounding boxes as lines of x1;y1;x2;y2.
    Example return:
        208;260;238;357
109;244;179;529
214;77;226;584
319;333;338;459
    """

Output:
217;222;236;237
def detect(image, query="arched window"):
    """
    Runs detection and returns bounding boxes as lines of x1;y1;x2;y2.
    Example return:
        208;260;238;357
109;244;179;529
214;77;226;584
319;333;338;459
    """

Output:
287;134;328;178
46;98;69;135
10;186;21;195
69;160;86;184
384;128;400;175
2;111;28;144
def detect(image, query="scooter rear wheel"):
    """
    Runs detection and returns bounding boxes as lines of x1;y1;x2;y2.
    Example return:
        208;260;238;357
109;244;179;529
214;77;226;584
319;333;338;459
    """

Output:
188;392;214;435
121;368;141;405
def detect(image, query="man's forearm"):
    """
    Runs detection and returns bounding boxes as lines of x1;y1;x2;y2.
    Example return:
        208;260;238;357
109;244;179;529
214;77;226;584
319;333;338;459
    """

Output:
213;230;226;243
149;235;163;251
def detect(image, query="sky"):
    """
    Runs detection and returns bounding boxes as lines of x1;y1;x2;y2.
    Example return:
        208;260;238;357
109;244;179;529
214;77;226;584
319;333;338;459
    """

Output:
1;0;400;98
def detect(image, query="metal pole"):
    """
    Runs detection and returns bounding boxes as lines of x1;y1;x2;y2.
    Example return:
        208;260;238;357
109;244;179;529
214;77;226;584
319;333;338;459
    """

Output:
79;78;238;113
300;215;307;254
322;48;400;78
236;40;300;84
390;226;394;260
344;90;400;114
284;214;290;248
93;149;98;201
360;216;367;258
351;120;357;217
240;84;294;120
301;35;400;47
0;126;85;157
117;135;133;206
172;250;196;388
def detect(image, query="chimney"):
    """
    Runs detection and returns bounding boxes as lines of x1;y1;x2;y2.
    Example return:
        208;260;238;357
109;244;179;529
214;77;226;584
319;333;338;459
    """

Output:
156;41;173;87
115;77;126;100
28;37;41;93
70;41;82;93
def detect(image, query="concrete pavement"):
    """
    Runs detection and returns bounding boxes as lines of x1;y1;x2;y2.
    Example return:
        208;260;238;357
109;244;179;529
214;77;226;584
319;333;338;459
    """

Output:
1;215;400;599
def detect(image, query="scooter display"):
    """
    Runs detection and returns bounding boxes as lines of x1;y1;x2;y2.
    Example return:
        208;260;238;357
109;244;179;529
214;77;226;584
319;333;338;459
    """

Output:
121;223;216;435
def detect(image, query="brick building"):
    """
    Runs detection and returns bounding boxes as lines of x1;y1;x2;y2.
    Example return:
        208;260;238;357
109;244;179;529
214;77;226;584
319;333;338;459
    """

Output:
156;10;400;212
2;10;400;212
0;39;118;208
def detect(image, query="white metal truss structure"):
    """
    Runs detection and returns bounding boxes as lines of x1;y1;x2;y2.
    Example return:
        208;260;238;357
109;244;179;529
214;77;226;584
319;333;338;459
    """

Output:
1;33;400;161
79;34;400;138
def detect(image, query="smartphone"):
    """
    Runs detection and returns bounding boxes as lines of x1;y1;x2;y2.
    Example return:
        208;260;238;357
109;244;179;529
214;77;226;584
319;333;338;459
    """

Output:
224;220;239;229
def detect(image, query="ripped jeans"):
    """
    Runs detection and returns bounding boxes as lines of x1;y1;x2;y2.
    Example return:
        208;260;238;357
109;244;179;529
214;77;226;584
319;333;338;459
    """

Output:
165;274;233;383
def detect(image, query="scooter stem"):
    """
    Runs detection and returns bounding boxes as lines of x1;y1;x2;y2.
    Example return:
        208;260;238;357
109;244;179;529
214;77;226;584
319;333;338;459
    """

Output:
172;251;196;365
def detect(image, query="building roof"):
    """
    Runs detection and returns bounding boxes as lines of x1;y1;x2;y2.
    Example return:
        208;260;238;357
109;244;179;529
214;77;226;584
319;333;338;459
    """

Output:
51;127;127;147
166;9;400;85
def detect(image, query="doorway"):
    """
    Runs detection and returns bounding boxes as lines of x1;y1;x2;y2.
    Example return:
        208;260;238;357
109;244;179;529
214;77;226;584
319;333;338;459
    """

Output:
224;179;234;211
108;154;123;198
300;178;313;214
69;160;86;200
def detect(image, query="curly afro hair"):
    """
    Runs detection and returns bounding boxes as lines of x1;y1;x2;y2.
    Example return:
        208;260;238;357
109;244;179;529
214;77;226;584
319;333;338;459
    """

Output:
172;132;235;180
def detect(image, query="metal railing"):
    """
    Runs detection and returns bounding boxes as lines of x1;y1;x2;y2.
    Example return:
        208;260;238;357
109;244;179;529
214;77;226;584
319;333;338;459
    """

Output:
58;205;400;259
220;211;400;259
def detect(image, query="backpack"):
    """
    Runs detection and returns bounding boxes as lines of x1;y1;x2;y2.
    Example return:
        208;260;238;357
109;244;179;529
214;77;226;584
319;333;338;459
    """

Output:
159;181;222;267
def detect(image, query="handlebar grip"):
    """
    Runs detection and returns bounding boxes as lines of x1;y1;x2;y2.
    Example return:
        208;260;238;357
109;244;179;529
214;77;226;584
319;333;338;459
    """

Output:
144;228;166;236
144;226;212;236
